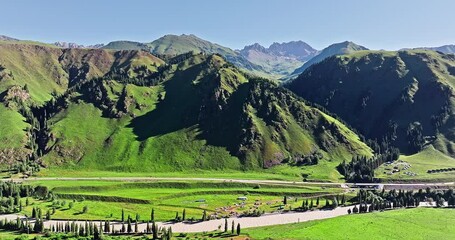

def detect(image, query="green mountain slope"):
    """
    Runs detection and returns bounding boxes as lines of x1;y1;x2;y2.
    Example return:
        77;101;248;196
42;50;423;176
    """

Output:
0;35;58;48
291;41;368;76
0;43;164;103
289;50;455;158
102;41;149;51
148;34;235;56
0;43;372;180
375;145;455;181
147;34;266;75
42;53;371;176
0;43;164;170
0;104;30;163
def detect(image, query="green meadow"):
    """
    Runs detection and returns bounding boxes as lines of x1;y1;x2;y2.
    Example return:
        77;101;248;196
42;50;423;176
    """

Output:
242;208;455;240
19;180;345;222
1;208;453;239
376;146;455;182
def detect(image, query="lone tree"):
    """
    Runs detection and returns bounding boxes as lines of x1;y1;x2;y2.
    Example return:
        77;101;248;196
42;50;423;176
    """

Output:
353;205;359;213
333;197;339;208
127;219;132;233
168;227;173;239
152;221;158;239
202;210;207;221
231;220;235;234
236;223;241;235
224;218;228;232
105;220;110;233
151;208;155;221
94;225;100;240
122;209;125;222
146;221;150;233
283;196;287;205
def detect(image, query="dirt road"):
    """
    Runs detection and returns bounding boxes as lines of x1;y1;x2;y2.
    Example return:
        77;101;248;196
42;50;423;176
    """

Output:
1;206;353;233
4;176;454;190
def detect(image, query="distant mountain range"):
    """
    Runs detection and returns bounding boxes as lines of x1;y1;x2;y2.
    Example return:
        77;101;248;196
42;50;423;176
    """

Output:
267;41;318;60
0;35;18;41
291;41;368;76
1;33;454;80
240;41;317;61
419;45;455;54
100;35;319;79
53;42;105;49
239;41;318;77
0;34;362;79
102;41;145;50
146;34;262;73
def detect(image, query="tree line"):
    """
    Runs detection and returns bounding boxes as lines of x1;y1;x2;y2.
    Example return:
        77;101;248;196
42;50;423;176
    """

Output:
338;138;400;183
348;188;455;214
0;182;48;214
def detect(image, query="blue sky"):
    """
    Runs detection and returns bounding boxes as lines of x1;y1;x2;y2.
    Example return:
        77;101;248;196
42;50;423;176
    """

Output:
2;0;454;50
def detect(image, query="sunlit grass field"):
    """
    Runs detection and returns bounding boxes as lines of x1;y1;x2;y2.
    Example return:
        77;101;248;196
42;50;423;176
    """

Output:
19;180;346;222
376;146;455;182
242;208;455;240
1;208;453;239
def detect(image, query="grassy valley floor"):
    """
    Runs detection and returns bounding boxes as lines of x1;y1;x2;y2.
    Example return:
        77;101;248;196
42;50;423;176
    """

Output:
22;161;348;182
241;208;455;240
0;208;452;239
17;180;346;222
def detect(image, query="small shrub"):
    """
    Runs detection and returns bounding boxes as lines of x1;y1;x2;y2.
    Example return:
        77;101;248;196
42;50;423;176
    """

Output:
82;205;89;213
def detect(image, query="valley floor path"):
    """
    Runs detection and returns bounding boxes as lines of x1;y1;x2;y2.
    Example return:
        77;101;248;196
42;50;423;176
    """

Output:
1;206;352;233
3;176;455;190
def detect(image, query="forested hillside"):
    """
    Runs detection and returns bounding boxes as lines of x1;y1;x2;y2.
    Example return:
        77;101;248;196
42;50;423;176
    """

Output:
0;43;372;179
0;43;163;172
289;50;455;159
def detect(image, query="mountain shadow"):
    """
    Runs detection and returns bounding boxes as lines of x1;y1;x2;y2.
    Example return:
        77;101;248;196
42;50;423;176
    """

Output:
127;61;213;140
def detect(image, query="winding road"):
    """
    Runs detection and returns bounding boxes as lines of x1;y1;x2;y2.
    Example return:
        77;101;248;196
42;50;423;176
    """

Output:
2;206;354;233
